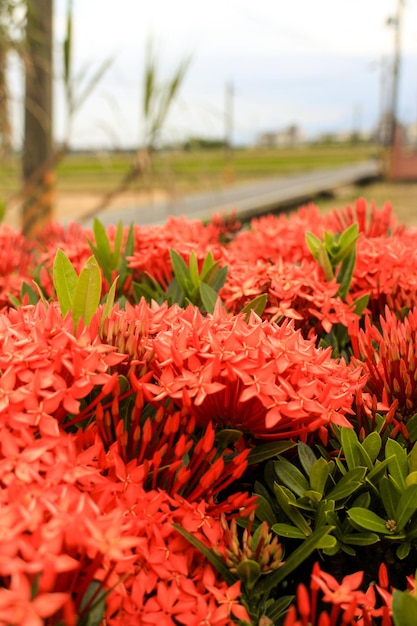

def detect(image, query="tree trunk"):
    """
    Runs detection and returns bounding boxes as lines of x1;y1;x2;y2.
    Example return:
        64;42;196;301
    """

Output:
22;0;54;237
0;41;12;155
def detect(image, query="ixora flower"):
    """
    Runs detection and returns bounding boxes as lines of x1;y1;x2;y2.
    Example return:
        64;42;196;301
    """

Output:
284;562;392;626
0;301;124;436
351;306;417;423
131;301;364;440
0;418;250;626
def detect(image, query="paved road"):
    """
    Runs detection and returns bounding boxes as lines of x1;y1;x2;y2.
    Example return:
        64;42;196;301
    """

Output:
81;160;380;228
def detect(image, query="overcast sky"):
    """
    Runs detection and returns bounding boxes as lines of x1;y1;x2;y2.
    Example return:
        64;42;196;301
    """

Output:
12;0;417;148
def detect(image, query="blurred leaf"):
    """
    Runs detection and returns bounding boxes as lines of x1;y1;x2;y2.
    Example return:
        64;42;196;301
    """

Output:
236;559;261;591
53;248;77;317
72;255;101;329
247;441;295;465
242;294;267;320
199;281;218;314
393;588;417;626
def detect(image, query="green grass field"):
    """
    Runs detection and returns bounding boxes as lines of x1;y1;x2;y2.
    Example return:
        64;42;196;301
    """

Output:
0;143;378;196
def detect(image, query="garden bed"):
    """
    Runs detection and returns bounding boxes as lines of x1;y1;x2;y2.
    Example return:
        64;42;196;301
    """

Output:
0;197;416;625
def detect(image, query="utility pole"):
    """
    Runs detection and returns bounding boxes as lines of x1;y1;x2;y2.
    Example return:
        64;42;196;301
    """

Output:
388;0;403;150
224;81;234;184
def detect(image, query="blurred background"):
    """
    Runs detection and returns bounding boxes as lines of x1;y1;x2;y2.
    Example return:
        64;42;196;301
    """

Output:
1;0;417;233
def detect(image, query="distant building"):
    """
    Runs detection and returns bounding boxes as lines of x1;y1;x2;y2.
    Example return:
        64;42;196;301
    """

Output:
257;124;304;148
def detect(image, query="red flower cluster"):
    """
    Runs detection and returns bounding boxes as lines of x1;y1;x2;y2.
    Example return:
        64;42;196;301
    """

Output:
123;300;365;440
285;562;392;626
0;423;250;625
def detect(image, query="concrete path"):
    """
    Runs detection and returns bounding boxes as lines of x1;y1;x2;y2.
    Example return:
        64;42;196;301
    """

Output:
80;160;380;228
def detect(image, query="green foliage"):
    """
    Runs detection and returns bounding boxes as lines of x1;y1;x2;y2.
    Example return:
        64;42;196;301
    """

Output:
306;223;359;300
253;429;417;561
133;249;228;314
392;574;417;626
87;218;134;298
53;249;102;331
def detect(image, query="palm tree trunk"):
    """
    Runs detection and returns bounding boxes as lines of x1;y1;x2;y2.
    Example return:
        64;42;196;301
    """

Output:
22;0;54;237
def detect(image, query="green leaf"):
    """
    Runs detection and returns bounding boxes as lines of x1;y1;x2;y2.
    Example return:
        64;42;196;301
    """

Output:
204;262;228;292
170;249;190;294
337;248;356;301
273;483;312;536
298;441;318;476
272;523;308;539
274;459;310;497
241;294;267;320
317;246;334;281
409;442;417;473
53;248;77;317
199;281;219;314
199;251;215;280
188;251;200;287
247;441;295;465
172;523;236;585
352;293;370;316
347;507;392;534
72;256;102;329
393;588;417;626
406;415;417;444
362;431;382;463
118;223;135;291
100;277;118;333
79;580;106;626
380;475;401;520
310;457;330;495
386;439;408;490
254;494;277;526
396;542;411;560
111;220;124;269
340;427;361;471
326;467;366;502
342;532;380;546
396;484;417;531
305;231;322;259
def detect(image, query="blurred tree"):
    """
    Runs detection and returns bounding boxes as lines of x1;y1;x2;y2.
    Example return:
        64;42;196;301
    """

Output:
0;0;25;155
21;0;53;237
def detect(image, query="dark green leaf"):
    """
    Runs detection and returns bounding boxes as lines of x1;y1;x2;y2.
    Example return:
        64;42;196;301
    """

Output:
298;441;317;476
396;484;417;531
247;441;295;465
274;459;310;497
386;439;408;490
347;507;391;534
310;457;330;495
380;475;401;520
362;431;382;463
326;467;366;501
254;494;277;526
241;293;267;320
170;249;190;294
273;483;312;536
271;523;306;539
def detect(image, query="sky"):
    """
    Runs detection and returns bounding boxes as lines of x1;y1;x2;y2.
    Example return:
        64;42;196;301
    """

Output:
10;0;417;148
